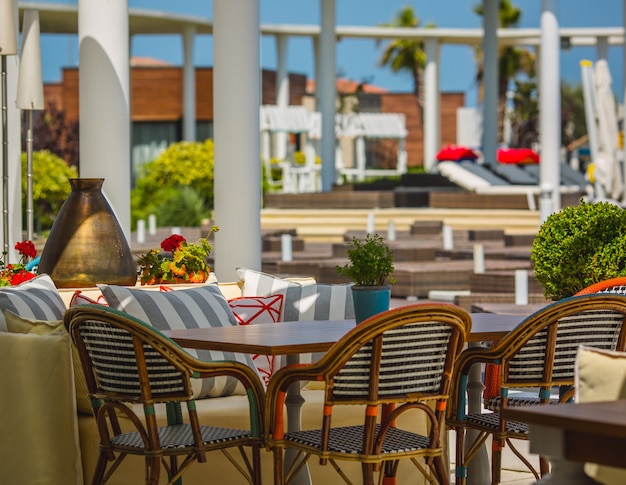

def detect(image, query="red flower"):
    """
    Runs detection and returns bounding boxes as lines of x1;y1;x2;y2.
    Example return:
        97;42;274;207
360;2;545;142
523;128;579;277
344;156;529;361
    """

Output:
161;234;185;252
9;269;36;286
15;240;36;259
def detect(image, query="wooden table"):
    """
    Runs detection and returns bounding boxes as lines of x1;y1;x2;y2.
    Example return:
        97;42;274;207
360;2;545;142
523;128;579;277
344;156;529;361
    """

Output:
163;313;524;485
503;400;626;484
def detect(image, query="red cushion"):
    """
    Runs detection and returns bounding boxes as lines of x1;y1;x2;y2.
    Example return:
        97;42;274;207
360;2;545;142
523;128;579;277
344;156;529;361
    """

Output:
497;148;540;164
228;295;284;384
436;145;479;161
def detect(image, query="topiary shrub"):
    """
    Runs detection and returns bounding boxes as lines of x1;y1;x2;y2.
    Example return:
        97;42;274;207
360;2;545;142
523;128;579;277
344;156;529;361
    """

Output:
531;201;626;300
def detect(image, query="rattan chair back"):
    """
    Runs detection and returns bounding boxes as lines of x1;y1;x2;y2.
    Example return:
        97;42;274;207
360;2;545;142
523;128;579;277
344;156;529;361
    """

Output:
448;293;626;485
65;304;264;485
266;303;472;485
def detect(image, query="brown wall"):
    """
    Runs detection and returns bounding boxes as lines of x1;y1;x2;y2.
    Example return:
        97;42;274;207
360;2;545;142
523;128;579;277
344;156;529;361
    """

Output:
379;92;464;168
45;67;309;125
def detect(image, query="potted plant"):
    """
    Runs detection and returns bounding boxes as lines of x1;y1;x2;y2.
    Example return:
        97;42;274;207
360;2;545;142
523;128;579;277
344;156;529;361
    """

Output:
136;227;218;285
336;233;395;323
531;201;626;300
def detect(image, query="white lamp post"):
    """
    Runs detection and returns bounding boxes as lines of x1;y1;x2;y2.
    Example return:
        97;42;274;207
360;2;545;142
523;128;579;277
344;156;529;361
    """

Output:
16;10;44;242
0;0;18;253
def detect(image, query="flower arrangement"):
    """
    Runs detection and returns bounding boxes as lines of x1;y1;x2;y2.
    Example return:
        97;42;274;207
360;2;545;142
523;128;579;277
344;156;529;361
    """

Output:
136;227;218;285
0;240;38;286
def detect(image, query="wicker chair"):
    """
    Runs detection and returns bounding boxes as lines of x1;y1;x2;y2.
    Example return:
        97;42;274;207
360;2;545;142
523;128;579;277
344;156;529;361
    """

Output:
265;303;472;485
574;276;626;296
64;305;265;485
447;293;626;485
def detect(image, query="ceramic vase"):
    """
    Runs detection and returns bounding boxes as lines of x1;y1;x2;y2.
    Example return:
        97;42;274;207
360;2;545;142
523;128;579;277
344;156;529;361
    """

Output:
38;178;137;288
351;285;391;324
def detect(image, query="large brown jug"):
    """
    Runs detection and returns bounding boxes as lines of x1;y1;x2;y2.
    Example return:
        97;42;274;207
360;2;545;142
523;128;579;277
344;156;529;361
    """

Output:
38;178;137;287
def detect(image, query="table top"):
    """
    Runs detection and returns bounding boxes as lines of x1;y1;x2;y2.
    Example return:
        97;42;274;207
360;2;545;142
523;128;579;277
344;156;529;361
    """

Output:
502;400;626;439
163;312;525;354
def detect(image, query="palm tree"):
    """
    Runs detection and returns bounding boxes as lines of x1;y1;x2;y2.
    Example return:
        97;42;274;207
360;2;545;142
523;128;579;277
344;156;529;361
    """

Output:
378;6;428;120
474;0;535;144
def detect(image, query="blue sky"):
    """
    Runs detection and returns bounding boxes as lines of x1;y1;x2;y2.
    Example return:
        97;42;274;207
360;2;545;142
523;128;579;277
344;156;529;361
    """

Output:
37;0;625;107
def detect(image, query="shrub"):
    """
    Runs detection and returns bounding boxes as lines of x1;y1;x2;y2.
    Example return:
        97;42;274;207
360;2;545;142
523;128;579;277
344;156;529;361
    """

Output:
531;201;626;300
21;150;77;231
336;233;395;287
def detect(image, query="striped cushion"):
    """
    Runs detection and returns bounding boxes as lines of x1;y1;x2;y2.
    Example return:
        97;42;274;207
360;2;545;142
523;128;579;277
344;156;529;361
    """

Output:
236;267;354;322
0;274;65;331
98;284;257;399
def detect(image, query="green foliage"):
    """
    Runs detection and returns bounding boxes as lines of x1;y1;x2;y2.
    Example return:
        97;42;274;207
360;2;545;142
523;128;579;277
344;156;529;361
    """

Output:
154;186;207;228
131;140;214;229
336;233;396;287
21;150;78;231
531;201;626;300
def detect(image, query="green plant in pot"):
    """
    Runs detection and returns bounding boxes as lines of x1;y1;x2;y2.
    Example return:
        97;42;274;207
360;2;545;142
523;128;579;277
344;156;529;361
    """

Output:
336;233;396;323
531;200;626;300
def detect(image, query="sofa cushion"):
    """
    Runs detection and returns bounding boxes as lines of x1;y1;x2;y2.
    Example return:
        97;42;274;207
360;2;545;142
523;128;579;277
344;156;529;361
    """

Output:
236;267;354;322
0;331;83;484
4;310;92;415
575;346;626;484
229;295;284;385
0;274;66;331
98;284;257;399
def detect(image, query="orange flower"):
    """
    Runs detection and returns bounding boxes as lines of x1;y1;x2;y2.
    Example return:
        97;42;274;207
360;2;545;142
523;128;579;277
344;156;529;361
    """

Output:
188;271;206;283
169;262;187;276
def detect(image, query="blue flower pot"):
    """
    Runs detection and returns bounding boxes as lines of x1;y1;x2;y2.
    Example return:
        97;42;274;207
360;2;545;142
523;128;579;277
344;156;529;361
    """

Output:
351;285;391;324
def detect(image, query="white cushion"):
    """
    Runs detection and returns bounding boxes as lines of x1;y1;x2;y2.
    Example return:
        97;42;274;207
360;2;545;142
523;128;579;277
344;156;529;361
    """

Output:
0;274;65;331
236;267;354;322
98;284;257;399
575;346;626;484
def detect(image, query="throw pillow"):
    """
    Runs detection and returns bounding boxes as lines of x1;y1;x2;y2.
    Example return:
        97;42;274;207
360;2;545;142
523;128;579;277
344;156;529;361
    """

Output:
236;267;354;322
575;346;626;485
4;310;92;415
98;284;257;399
69;290;108;307
229;295;284;385
0;274;66;332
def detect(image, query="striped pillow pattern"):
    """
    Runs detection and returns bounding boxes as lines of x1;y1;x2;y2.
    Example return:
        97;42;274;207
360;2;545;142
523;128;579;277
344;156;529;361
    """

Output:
236;267;355;322
0;274;66;331
98;284;257;399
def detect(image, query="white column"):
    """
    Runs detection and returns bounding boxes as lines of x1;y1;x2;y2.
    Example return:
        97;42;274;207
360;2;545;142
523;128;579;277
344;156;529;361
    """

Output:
275;34;289;161
596;36;608;61
482;0;499;166
540;0;561;213
213;0;261;281
2;0;20;258
319;0;336;191
182;25;196;142
423;38;440;173
78;0;131;241
312;35;321;109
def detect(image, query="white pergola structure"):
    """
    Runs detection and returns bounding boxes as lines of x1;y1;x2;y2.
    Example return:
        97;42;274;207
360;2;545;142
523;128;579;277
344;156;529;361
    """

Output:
7;1;626;281
336;112;408;182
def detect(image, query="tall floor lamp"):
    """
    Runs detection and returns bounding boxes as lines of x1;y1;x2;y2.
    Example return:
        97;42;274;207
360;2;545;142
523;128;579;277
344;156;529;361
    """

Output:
0;0;18;254
16;10;44;242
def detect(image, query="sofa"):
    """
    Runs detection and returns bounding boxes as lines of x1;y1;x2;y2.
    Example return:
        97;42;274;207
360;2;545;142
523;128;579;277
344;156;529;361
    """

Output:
0;270;432;485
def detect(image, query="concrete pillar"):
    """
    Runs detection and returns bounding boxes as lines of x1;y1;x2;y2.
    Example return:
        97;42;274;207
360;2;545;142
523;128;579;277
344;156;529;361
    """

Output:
596;36;608;61
319;0;336;191
275;33;289;160
182;25;196;141
423;38;440;173
540;0;561;214
78;0;131;241
213;0;261;280
482;0;499;166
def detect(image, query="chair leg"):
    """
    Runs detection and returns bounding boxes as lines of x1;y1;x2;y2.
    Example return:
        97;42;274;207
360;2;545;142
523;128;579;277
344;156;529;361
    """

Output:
361;463;376;485
91;452;108;485
273;448;284;485
491;439;503;485
433;455;451;485
147;456;160;485
252;444;262;485
455;429;466;485
539;456;550;476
